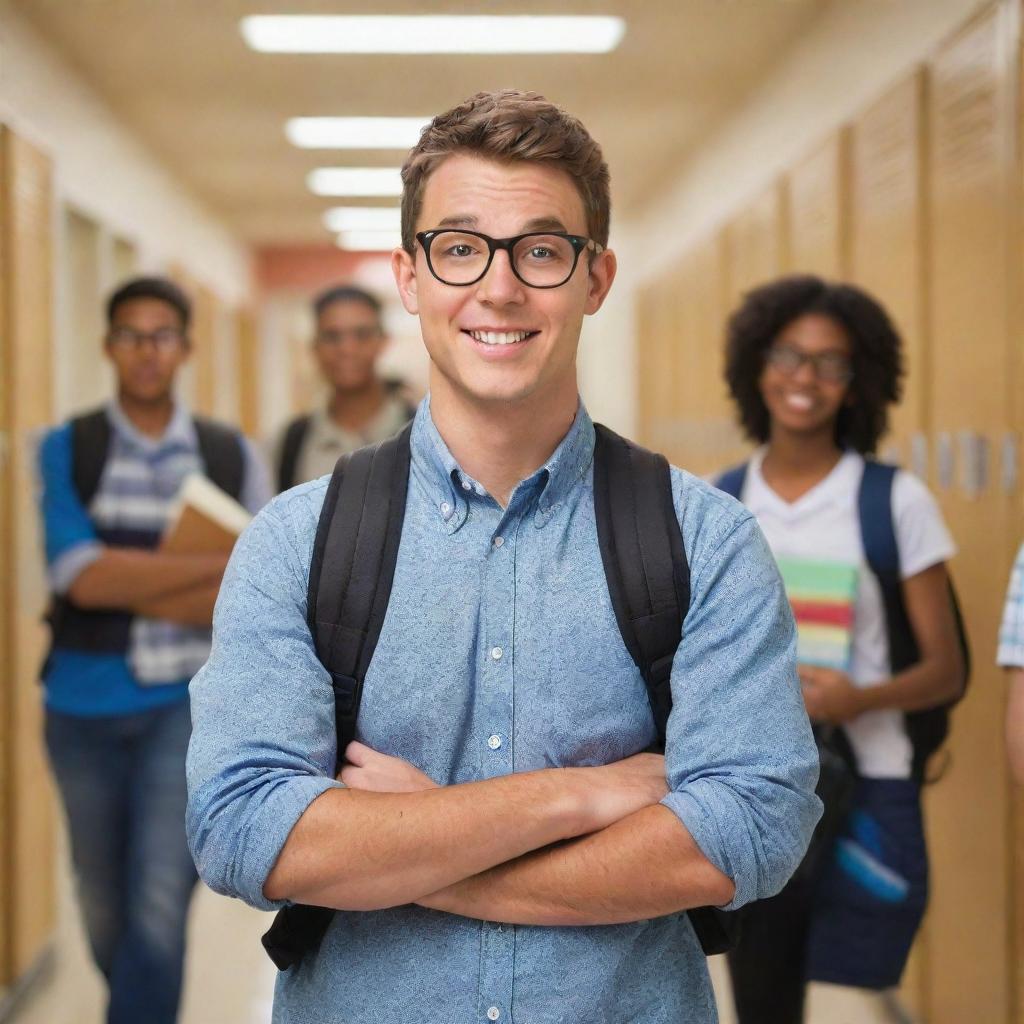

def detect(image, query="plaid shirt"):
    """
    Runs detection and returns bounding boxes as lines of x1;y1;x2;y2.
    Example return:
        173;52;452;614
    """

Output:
998;543;1024;668
44;401;270;687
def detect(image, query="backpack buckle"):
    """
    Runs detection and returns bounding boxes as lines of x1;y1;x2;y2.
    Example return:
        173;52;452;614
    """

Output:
329;673;360;715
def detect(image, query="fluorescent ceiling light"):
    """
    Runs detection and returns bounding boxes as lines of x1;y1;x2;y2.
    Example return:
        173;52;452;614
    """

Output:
323;207;402;233
336;229;402;252
308;168;403;197
287;117;429;150
241;16;625;54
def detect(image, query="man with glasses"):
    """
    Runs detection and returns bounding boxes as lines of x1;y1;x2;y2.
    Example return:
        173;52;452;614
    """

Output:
270;284;415;492
188;91;819;1022
36;275;270;1024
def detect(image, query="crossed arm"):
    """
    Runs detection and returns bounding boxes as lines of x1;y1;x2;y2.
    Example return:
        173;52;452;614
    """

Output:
263;742;735;925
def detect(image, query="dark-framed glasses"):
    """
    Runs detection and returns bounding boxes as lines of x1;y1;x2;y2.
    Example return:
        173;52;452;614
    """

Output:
107;326;186;351
416;229;603;289
766;345;853;385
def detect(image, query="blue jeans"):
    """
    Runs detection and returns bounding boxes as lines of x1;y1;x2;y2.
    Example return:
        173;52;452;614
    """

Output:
46;699;198;1024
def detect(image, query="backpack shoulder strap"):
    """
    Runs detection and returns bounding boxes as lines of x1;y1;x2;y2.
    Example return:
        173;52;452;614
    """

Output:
592;423;689;744
70;408;112;508
715;462;749;500
308;421;413;770
262;421;413;973
194;416;245;500
278;414;313;493
857;460;900;584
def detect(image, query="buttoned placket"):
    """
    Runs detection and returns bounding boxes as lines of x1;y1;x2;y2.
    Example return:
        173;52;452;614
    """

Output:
471;480;529;1023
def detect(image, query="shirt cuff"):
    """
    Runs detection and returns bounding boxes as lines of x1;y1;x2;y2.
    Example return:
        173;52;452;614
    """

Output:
220;774;343;912
660;783;752;912
49;541;103;595
998;643;1024;669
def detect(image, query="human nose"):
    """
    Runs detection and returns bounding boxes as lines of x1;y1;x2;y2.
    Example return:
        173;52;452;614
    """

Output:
474;247;525;305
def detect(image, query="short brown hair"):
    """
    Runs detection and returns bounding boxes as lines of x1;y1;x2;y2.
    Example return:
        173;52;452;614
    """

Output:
400;90;610;253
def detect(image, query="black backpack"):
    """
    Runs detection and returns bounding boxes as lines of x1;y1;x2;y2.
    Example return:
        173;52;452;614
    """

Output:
262;422;740;971
716;459;971;783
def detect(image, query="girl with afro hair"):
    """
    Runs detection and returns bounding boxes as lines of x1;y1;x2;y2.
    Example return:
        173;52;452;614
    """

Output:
717;275;965;1022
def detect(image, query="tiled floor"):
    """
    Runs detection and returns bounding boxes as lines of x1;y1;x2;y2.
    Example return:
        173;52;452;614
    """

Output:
8;817;907;1024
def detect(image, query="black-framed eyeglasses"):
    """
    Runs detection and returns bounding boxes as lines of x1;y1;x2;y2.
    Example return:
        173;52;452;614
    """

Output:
107;326;187;352
416;229;603;289
766;345;853;385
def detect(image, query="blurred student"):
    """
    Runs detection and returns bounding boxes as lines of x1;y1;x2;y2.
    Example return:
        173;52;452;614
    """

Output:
36;276;270;1024
999;543;1024;782
716;276;966;1024
271;284;416;491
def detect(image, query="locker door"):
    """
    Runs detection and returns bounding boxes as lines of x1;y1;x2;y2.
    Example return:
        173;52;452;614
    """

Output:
850;70;929;470
926;6;1017;1021
236;307;262;438
723;181;789;310
0;125;56;985
788;129;851;279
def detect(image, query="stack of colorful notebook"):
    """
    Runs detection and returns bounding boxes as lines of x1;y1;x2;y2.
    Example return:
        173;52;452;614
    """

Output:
774;556;859;671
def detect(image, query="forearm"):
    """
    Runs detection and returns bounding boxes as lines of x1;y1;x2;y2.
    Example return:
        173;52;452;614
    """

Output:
68;548;229;608
417;805;735;926
135;581;221;626
264;767;605;911
856;652;963;715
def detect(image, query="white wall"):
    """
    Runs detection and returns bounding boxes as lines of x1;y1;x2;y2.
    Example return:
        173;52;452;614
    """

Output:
0;0;250;303
580;0;991;436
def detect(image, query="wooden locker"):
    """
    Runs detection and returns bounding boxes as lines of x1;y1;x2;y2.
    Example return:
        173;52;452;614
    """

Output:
722;181;789;311
0;126;56;984
849;70;929;470
788;129;852;279
925;6;1018;1021
635;281;659;450
236;306;261;439
193;284;218;417
669;253;701;471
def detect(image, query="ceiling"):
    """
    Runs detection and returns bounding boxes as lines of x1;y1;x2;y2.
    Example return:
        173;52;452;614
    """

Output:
16;0;828;246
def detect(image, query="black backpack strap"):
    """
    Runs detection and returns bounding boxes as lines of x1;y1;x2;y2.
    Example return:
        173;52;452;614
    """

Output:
715;462;749;501
278;415;313;493
70;408;113;508
194;416;245;500
262;423;413;972
593;425;737;956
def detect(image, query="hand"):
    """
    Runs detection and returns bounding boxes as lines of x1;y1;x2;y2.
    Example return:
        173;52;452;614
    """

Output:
799;666;866;725
576;752;669;833
338;741;439;793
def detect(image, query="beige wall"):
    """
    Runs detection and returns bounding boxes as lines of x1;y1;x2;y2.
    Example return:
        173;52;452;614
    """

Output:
581;0;991;436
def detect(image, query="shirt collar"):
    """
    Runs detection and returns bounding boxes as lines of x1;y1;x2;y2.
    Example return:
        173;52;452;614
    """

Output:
411;394;595;532
106;399;196;454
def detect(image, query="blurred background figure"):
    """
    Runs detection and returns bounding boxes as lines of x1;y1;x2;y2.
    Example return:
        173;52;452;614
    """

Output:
715;277;965;1024
270;285;416;492
35;277;269;1024
999;544;1024;783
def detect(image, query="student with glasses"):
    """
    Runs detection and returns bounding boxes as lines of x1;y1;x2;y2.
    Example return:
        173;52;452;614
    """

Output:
186;90;820;1023
716;276;965;1023
270;285;417;492
36;276;270;1024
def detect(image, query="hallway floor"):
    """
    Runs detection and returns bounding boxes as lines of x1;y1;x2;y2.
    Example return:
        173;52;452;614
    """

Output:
8;817;907;1024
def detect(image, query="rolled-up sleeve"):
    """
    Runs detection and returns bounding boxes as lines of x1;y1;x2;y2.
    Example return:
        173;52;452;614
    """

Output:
186;485;341;911
660;485;821;911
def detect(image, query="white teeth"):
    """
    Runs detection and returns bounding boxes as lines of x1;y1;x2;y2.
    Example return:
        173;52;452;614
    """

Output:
785;393;813;411
469;330;531;346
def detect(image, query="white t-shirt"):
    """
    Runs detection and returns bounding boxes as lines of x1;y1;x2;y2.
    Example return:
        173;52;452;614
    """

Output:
740;449;956;779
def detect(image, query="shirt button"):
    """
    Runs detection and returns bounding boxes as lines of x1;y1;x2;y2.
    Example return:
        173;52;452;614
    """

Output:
440;501;451;516
487;735;502;750
490;646;503;661
487;1008;500;1021
462;480;472;491
493;536;504;548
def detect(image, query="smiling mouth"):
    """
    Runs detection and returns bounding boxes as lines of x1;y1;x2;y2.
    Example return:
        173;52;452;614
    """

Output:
463;329;539;347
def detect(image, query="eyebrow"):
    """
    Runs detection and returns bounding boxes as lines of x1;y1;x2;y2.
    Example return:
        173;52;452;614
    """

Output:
434;215;572;234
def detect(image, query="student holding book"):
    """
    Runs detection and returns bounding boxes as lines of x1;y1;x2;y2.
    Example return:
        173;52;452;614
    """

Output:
716;276;965;1023
36;276;270;1024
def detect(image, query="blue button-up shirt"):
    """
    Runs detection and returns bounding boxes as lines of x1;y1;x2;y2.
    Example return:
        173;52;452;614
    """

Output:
187;399;820;1024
